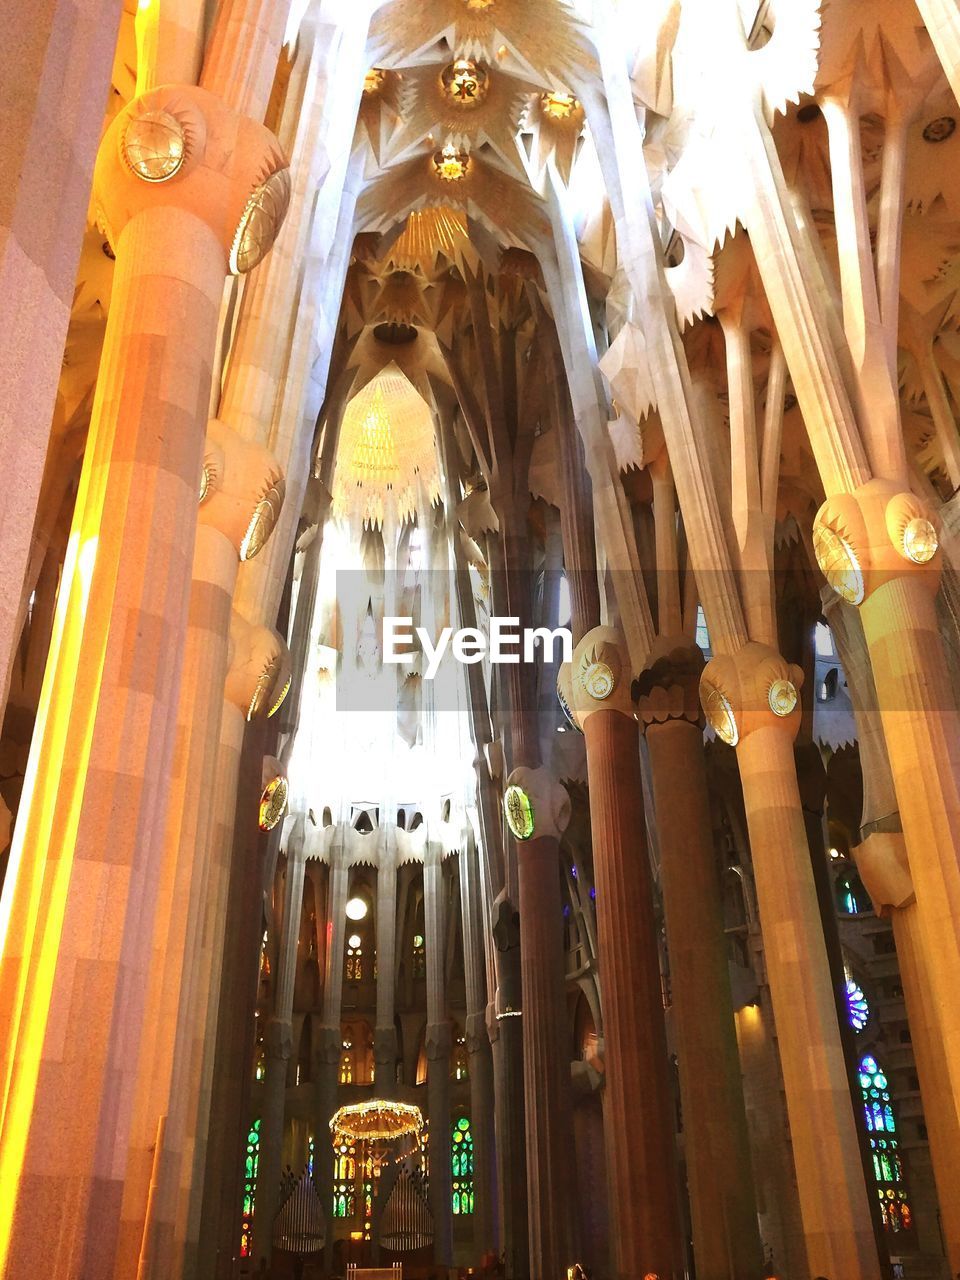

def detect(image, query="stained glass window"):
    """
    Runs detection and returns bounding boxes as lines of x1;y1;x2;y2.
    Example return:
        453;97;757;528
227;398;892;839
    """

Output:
413;933;426;979
837;871;870;915
333;1141;357;1218
846;978;870;1032
451;1115;475;1216
452;1036;469;1082
859;1055;913;1234
346;932;364;982
240;1118;261;1257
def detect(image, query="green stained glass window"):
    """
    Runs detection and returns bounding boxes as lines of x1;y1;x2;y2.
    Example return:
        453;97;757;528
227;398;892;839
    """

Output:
452;1115;474;1215
859;1055;913;1234
240;1118;261;1257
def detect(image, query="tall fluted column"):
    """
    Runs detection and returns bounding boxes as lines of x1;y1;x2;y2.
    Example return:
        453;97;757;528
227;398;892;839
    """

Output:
459;830;497;1258
424;839;454;1266
117;421;285;1279
816;482;960;1137
256;834;307;1264
504;765;577;1280
0;86;287;1280
0;0;121;719
489;894;527;1279
570;629;684;1279
170;620;288;1279
314;832;348;1271
374;833;399;1080
637;640;763;1280
701;642;882;1278
826;591;960;1271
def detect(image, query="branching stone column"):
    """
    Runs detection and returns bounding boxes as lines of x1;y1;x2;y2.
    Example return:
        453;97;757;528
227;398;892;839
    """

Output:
0;85;287;1280
256;827;307;1265
815;482;960;1135
700;642;882;1279
424;837;454;1266
570;628;684;1280
637;639;763;1280
825;591;960;1272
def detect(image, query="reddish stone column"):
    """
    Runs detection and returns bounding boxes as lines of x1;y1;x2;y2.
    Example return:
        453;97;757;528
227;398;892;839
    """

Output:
0;86;287;1280
502;764;576;1280
638;640;763;1280
571;628;684;1280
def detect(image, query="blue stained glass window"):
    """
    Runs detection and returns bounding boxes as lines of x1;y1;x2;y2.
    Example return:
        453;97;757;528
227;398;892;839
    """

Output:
845;978;870;1032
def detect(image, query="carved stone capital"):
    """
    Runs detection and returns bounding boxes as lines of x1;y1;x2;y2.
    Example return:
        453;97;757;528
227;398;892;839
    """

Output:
265;1016;293;1060
814;479;941;606
425;1021;453;1062
852;829;914;912
95;85;289;275
635;636;705;733
700;641;803;747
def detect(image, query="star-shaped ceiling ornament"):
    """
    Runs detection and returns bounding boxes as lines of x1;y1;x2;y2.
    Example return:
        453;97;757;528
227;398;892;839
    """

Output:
370;0;593;91
523;91;585;184
387;58;535;173
357;149;548;252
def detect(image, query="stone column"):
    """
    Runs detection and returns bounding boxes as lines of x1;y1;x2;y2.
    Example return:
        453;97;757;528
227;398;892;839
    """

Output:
255;833;307;1264
117;420;285;1279
0;86;287;1280
0;0;122;719
424;838;454;1266
701;642;882;1279
506;764;578;1280
374;833;399;1081
637;639;764;1280
826;591;960;1272
314;831;348;1266
815;483;960;1138
489;893;527;1278
570;628;684;1280
460;830;497;1258
158;621;287;1279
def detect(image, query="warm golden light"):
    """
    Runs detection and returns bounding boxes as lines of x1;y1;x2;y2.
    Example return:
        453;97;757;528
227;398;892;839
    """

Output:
542;92;578;120
813;524;864;605
441;58;489;106
364;67;385;94
259;776;288;831
703;684;739;746
434;144;471;182
902;516;938;564
122;110;186;182
230;168;292;275
239;480;285;561
768;679;798;717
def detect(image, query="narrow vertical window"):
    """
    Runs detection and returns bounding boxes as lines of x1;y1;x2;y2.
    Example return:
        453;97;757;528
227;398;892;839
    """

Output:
451;1115;474;1215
